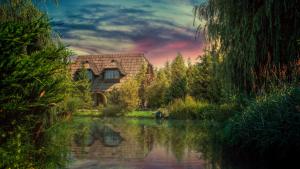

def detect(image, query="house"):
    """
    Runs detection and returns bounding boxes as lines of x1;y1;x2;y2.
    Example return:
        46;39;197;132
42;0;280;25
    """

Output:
70;53;153;106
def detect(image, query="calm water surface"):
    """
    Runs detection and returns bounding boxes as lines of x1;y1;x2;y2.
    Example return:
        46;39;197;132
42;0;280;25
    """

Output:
68;117;209;169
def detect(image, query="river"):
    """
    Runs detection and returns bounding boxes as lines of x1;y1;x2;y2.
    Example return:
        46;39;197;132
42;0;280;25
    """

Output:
67;117;213;169
65;116;290;169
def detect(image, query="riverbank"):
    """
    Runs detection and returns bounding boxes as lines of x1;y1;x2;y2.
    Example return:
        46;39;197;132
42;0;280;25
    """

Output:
74;109;156;119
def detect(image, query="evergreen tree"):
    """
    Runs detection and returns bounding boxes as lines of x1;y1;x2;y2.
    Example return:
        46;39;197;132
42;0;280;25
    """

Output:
146;69;170;108
188;53;222;102
168;53;188;101
188;55;211;100
0;0;73;168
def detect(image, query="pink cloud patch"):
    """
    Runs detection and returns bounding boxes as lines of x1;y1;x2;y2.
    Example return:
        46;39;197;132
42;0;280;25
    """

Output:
164;41;189;49
134;38;206;67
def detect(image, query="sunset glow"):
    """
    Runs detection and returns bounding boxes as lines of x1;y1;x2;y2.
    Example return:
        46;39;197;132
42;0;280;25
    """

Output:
44;0;206;66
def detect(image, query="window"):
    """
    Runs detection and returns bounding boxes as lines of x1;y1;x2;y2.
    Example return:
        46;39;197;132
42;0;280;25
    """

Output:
104;70;120;79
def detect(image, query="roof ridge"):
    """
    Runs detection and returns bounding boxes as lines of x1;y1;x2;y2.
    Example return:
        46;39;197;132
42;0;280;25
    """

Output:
77;53;145;57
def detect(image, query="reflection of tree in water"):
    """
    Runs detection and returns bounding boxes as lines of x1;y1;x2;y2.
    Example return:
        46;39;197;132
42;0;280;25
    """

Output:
71;118;210;168
72;119;154;160
138;125;154;156
72;118;280;169
74;123;123;147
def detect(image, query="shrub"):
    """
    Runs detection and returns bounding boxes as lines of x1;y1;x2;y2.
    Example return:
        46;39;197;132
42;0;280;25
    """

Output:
168;96;210;119
168;96;198;119
103;104;123;117
64;97;81;113
157;108;170;118
167;96;238;120
222;86;300;157
107;78;140;112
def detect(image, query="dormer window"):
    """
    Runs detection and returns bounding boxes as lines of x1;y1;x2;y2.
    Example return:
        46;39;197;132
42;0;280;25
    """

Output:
104;69;120;80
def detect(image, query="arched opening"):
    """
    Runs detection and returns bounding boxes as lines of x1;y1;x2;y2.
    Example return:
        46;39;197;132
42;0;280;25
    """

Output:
94;92;107;106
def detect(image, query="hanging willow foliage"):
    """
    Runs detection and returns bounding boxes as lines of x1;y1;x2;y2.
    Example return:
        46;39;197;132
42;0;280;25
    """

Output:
195;0;300;93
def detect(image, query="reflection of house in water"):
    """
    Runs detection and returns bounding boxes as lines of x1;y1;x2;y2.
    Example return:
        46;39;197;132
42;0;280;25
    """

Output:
72;124;154;161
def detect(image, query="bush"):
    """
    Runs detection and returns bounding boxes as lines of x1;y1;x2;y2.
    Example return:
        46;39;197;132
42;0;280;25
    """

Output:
64;97;81;113
222;86;300;157
167;96;238;120
168;96;210;119
103;104;123;117
107;78;140;112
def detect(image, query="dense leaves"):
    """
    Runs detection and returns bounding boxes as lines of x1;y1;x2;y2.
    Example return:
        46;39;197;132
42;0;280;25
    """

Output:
73;68;93;109
0;0;73;168
168;53;188;100
222;87;300;160
195;0;300;93
190;0;300;165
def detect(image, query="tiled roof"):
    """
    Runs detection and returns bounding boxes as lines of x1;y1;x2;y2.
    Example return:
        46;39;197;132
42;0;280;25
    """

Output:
70;53;151;77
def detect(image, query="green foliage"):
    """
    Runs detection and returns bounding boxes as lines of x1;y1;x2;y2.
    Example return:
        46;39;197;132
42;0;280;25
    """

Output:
168;96;201;119
191;0;300;164
135;62;150;108
107;78;140;112
72;68;93;109
167;95;238;121
0;120;73;169
167;53;188;101
37;121;73;169
0;0;73;168
222;86;300;157
188;53;222;102
0;122;34;169
102;104;123;117
105;61;151;111
168;96;208;119
195;0;300;94
146;52;222;109
0;9;70;115
146;69;170;108
63;97;81;113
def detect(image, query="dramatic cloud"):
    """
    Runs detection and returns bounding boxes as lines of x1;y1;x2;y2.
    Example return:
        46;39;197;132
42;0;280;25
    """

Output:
44;0;206;67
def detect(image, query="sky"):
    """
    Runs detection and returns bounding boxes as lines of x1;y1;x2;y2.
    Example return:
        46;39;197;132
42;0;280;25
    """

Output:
44;0;206;67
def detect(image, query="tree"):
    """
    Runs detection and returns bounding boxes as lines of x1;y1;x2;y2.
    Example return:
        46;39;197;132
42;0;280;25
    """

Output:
188;54;211;100
167;53;188;101
135;62;149;108
188;53;222;102
195;0;300;94
0;0;72;168
146;69;170;108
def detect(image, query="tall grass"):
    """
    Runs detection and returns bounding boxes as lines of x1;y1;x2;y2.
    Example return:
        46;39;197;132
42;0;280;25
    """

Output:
167;96;237;121
221;86;300;159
